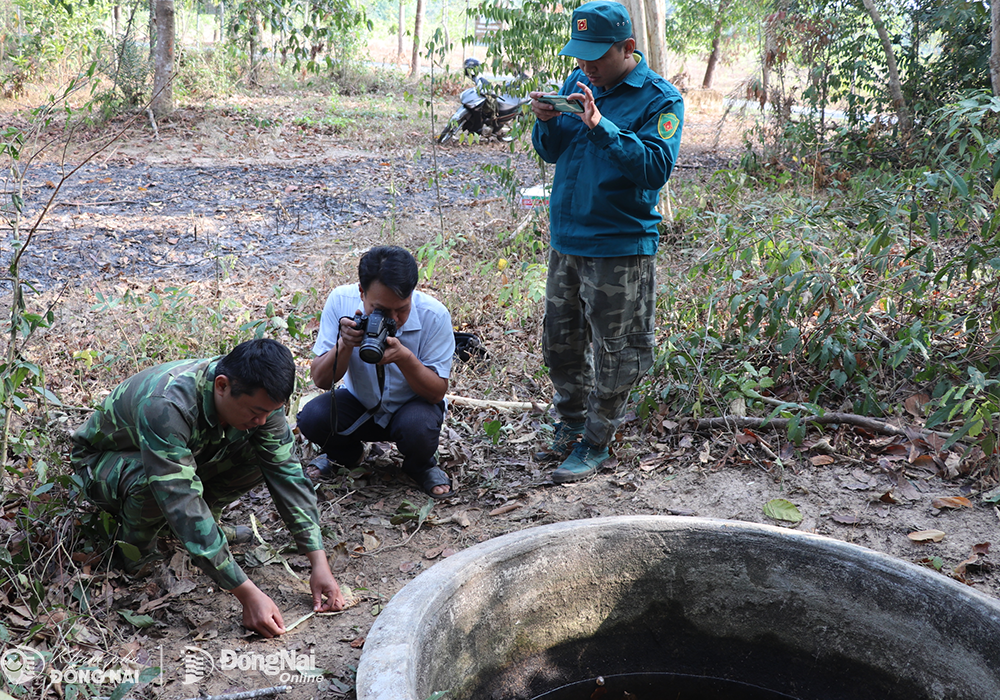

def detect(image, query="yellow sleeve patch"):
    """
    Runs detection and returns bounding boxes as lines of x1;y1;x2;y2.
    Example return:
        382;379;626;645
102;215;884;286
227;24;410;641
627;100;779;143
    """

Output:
657;113;680;140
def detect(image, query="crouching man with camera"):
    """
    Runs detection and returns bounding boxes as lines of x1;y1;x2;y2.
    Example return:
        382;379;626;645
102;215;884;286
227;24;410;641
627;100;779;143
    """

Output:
297;246;456;498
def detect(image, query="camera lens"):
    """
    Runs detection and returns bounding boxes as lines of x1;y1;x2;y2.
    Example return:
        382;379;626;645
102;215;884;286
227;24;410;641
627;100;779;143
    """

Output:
358;344;384;364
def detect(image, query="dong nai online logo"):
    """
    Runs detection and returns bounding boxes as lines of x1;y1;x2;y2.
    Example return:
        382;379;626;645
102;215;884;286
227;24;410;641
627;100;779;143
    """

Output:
183;646;320;685
1;646;45;685
1;645;145;687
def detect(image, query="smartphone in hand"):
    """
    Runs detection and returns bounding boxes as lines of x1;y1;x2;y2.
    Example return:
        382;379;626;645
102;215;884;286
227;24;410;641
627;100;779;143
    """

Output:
537;95;584;114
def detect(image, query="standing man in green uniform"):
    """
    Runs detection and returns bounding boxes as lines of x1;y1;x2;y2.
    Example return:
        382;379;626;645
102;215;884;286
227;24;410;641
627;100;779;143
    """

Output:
530;1;683;482
72;338;345;638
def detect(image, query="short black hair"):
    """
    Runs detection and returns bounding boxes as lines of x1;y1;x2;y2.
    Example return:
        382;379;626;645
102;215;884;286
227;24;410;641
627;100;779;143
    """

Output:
215;338;296;402
358;246;419;299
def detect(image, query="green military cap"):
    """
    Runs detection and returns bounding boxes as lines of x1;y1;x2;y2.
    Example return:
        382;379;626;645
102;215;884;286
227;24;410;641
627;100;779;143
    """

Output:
559;1;633;61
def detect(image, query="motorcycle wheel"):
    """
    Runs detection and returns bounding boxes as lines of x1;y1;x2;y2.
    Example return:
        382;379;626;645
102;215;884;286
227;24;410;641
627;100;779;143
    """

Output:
438;119;465;144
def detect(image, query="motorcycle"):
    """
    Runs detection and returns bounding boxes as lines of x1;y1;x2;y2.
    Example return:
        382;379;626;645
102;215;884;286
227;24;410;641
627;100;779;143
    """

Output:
437;58;532;144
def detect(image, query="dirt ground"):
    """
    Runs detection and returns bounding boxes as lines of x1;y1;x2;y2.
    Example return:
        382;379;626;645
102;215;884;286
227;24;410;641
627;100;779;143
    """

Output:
5;86;1000;700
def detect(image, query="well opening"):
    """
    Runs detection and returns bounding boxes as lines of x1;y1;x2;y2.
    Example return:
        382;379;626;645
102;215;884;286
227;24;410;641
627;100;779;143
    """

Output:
357;516;1000;700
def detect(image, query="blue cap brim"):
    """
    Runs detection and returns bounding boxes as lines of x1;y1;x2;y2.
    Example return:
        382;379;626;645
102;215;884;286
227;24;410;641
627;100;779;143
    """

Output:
559;39;613;61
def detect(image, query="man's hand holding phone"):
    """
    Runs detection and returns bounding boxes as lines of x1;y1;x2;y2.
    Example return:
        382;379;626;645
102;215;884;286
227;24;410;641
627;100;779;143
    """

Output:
537;94;584;113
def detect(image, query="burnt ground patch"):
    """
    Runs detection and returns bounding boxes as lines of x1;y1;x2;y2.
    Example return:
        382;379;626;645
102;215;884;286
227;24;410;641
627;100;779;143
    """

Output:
10;149;536;291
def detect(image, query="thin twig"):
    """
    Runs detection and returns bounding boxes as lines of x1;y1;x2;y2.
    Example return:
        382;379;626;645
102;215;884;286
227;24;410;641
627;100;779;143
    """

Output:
146;106;159;140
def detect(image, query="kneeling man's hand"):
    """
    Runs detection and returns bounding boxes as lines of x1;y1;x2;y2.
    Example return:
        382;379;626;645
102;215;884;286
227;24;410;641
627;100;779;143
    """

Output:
308;550;346;612
232;580;286;638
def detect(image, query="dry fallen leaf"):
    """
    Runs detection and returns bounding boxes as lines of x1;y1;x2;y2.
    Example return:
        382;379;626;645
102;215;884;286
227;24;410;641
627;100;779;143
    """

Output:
638;453;663;472
904;393;929;418
424;546;443;560
908;529;946;543
362;531;381;552
449;510;472;528
809;455;835;466
830;513;861;525
931;496;972;510
329;541;350;573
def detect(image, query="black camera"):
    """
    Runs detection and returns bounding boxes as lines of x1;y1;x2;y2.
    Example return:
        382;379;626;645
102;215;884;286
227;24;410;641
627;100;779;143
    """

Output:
353;310;397;364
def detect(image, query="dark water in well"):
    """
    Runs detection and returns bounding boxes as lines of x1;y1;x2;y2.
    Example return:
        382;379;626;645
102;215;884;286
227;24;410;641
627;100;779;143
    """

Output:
530;672;799;700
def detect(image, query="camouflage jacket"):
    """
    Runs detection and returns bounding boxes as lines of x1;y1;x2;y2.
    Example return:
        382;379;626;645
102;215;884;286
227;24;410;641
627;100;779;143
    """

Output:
71;357;323;590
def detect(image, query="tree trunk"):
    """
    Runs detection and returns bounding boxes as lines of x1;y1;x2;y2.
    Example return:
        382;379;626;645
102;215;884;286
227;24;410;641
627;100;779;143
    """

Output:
148;0;156;61
409;0;425;78
397;0;405;62
643;0;667;77
859;0;910;132
151;0;174;119
701;0;729;89
991;0;1000;95
619;0;647;55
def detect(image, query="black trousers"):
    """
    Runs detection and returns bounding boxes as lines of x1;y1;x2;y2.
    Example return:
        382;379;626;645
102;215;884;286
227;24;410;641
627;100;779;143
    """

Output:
297;388;445;474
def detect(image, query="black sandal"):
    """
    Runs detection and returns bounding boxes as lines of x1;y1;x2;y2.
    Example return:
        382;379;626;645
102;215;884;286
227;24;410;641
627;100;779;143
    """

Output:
403;465;453;500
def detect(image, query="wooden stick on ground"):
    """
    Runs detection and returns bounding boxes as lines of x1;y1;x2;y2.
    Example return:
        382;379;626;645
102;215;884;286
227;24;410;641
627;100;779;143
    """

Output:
445;394;550;412
181;685;290;700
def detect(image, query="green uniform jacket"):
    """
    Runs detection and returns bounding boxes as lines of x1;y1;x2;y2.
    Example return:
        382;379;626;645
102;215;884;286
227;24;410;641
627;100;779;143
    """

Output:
71;358;323;590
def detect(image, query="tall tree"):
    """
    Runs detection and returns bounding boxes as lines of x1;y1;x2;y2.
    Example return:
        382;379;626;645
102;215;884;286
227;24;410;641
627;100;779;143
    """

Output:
992;0;1000;95
618;0;666;78
859;0;910;132
621;0;647;54
398;0;405;61
642;0;667;78
409;0;425;78
666;0;766;89
702;0;730;88
151;0;174;118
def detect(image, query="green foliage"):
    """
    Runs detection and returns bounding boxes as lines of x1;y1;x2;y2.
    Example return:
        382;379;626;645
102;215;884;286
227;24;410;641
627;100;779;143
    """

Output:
175;45;244;100
224;0;372;78
746;0;994;178
88;4;150;116
88;284;321;371
0;93;79;482
466;0;580;91
483;418;502;444
763;498;802;523
416;230;466;282
911;0;991;105
654;83;1000;453
390;498;435;526
665;0;770;69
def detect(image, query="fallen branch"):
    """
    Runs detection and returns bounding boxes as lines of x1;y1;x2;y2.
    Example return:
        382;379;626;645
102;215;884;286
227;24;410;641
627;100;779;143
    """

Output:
181;685;290;700
446;394;549;412
690;412;907;436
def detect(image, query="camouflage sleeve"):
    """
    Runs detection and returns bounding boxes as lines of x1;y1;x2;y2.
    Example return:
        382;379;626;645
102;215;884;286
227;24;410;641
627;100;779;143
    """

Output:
137;396;248;591
253;410;324;553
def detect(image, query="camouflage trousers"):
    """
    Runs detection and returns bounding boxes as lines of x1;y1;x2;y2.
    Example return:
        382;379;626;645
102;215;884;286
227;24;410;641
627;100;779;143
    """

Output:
74;448;264;562
542;249;656;447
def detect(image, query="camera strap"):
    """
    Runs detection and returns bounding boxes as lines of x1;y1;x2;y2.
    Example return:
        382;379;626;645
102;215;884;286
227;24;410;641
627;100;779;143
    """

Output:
329;316;387;437
338;364;385;436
